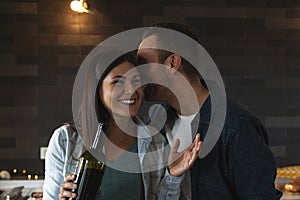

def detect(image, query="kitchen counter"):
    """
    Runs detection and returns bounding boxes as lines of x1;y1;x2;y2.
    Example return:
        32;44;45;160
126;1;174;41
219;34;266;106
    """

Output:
1;179;299;199
0;179;43;190
277;178;300;200
0;179;43;199
281;193;300;200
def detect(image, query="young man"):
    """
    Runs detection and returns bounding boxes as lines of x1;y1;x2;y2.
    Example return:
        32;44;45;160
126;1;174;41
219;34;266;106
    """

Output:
137;23;282;200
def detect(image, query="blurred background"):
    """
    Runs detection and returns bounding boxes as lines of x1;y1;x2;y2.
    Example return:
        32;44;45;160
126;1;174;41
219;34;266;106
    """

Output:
0;0;299;177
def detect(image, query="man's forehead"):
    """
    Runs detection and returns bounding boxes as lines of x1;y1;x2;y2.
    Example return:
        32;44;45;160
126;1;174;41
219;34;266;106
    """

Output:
139;35;159;49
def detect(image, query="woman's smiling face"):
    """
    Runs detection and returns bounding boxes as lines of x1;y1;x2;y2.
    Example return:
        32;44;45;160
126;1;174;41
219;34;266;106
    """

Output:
99;61;142;118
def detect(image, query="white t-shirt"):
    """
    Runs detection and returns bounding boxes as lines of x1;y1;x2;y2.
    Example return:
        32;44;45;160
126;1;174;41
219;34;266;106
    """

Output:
166;113;197;152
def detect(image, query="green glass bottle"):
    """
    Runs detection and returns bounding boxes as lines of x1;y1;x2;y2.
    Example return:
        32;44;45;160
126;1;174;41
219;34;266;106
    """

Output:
71;150;105;200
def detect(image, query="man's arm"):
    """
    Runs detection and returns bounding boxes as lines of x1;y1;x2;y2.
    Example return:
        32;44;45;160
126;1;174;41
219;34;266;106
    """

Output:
228;119;282;199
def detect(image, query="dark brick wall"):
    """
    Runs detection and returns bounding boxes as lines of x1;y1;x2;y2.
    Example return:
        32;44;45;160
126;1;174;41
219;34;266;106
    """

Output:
0;0;299;173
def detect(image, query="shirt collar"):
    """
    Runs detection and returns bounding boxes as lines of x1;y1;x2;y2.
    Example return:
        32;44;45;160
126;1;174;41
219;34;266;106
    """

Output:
190;95;211;126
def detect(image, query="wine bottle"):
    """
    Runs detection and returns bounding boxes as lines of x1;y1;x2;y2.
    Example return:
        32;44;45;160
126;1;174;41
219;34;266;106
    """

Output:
70;150;105;200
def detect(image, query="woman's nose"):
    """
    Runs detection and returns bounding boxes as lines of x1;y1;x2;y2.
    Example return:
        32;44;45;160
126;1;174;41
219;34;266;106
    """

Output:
124;82;134;94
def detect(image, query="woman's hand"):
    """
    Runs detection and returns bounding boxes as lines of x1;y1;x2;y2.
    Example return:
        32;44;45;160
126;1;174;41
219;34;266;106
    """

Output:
168;133;202;177
59;174;77;200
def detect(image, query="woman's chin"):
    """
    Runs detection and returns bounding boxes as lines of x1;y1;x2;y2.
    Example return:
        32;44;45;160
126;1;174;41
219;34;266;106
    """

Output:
112;111;138;118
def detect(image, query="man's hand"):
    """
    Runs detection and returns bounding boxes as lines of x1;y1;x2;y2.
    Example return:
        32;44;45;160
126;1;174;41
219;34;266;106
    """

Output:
168;133;202;177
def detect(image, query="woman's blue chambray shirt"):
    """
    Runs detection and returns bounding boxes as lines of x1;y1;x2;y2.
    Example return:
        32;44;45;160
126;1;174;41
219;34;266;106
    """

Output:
43;124;183;200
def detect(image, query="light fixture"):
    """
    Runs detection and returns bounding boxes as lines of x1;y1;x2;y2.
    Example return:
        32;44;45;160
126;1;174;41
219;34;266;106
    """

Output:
40;146;47;160
70;0;89;13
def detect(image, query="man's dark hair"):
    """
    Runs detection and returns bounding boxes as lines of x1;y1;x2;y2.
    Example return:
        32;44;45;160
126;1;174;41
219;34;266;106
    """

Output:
142;22;201;81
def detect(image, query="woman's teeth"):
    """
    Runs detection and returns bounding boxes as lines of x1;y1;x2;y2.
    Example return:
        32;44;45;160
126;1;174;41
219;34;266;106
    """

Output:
119;99;135;104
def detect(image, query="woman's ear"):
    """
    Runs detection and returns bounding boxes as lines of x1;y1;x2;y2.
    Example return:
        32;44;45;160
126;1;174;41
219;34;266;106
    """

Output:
164;54;182;74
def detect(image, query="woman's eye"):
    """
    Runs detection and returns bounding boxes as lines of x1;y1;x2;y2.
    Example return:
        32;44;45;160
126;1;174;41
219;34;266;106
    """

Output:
113;80;124;85
132;79;141;84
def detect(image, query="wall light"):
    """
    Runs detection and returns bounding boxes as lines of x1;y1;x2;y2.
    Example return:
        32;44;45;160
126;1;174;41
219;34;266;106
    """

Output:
70;0;89;13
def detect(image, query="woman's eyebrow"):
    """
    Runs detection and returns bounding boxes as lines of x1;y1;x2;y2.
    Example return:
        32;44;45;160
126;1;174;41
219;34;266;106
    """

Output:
132;74;140;79
111;75;125;79
112;74;139;80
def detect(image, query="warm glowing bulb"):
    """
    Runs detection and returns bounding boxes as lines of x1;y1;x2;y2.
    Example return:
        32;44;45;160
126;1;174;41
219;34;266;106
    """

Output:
34;175;39;180
27;174;32;180
70;0;89;13
70;1;82;12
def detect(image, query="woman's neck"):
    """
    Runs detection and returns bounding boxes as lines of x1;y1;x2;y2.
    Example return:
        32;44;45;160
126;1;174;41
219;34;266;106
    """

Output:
106;119;137;149
104;119;137;162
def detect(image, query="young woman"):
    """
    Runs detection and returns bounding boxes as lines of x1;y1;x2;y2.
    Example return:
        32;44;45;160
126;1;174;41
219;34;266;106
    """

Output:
43;51;201;200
